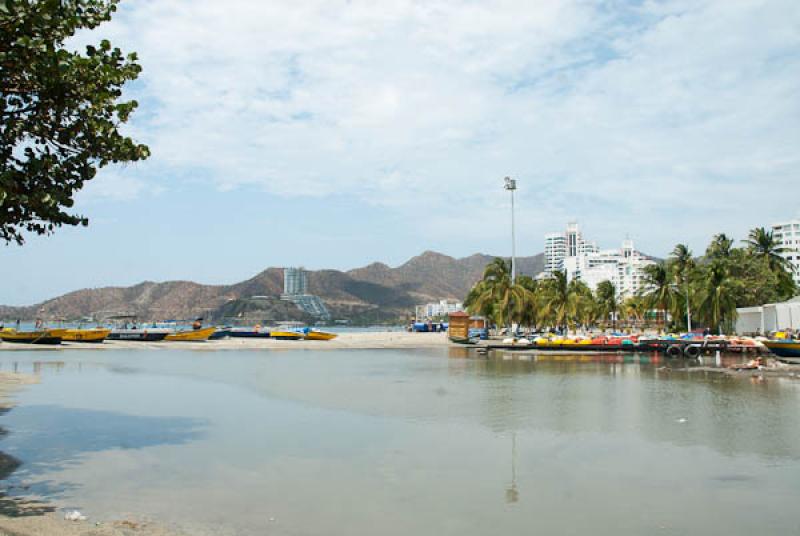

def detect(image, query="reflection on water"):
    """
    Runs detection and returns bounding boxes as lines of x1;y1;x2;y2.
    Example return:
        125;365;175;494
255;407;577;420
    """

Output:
0;349;798;535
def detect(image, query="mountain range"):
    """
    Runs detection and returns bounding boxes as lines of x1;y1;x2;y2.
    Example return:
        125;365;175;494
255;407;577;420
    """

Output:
0;251;544;324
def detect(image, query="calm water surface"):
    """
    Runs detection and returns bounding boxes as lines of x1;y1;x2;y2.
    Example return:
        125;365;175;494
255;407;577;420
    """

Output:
0;349;799;535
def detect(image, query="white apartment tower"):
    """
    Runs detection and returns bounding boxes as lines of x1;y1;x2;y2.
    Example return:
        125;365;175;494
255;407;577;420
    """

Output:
283;267;308;295
772;219;800;286
543;223;654;298
544;232;566;273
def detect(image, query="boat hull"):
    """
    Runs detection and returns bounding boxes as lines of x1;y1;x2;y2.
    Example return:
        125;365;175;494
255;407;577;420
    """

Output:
304;331;337;341
62;329;111;343
165;327;217;342
763;341;800;362
270;331;304;341
107;330;169;342
0;330;62;345
229;329;272;338
209;328;231;340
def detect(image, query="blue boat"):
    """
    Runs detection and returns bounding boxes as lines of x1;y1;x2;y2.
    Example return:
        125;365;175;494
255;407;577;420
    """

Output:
763;340;800;363
229;327;272;338
209;327;232;340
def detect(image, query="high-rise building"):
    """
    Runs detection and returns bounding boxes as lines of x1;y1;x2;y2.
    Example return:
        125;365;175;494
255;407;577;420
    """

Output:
543;222;655;298
544;232;566;273
566;221;581;257
771;219;800;286
281;267;331;320
283;267;308;295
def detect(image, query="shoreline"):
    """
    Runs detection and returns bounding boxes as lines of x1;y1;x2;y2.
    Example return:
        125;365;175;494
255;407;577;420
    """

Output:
0;331;450;352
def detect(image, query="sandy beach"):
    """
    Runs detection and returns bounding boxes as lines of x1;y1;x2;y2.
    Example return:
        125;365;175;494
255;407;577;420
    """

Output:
0;331;450;352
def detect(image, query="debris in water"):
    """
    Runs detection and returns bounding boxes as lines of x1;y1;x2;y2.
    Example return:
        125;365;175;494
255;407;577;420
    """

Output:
677;418;688;423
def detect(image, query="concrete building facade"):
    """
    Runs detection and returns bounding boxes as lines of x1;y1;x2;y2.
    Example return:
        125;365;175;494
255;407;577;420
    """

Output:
543;222;655;298
772;219;800;286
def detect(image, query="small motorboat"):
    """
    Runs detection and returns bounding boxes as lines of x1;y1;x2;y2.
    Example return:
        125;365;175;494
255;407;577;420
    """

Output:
165;326;217;342
299;328;337;341
209;327;232;340
269;331;304;341
229;327;272;338
763;340;800;363
107;328;171;341
0;328;62;345
61;328;111;343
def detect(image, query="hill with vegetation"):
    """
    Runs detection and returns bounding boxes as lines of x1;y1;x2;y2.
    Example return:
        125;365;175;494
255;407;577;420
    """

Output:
0;252;544;325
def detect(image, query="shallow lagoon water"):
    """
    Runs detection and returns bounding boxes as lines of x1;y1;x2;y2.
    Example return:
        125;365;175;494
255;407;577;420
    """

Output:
0;349;799;535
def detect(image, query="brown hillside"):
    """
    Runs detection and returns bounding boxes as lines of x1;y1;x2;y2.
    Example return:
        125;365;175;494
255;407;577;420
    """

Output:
0;250;545;322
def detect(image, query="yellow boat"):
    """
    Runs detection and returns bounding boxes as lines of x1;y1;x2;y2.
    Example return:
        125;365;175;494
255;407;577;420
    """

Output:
165;327;217;342
61;328;111;343
303;330;337;341
269;331;304;341
0;329;63;345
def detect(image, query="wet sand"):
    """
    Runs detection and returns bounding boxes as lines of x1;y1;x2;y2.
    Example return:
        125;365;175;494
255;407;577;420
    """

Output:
0;514;192;536
0;331;450;352
0;373;189;536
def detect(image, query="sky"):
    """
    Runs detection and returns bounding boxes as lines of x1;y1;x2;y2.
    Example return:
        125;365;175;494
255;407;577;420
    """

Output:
2;0;800;305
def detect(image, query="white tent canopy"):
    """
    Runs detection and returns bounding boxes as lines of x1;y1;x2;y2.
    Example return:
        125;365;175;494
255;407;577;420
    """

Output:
736;297;800;335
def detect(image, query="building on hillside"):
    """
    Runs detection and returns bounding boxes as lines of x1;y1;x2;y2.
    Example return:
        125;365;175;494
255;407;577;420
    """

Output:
280;267;331;321
772;219;800;286
415;300;463;321
736;297;800;334
544;222;655;298
283;267;308;295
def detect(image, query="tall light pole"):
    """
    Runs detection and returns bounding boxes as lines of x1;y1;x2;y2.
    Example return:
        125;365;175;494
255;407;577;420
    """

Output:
504;176;517;283
686;283;692;333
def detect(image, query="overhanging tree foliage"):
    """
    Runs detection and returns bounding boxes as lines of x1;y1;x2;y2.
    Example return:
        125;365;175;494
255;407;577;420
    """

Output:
1;0;149;244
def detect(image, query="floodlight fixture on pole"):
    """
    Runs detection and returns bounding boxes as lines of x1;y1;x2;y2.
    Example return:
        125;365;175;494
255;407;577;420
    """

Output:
504;177;517;284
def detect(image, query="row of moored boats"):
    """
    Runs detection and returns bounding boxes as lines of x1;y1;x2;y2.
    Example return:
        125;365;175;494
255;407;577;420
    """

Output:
0;326;337;345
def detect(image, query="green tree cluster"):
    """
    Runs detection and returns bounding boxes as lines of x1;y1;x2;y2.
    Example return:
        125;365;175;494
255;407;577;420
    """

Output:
464;227;797;335
1;0;149;244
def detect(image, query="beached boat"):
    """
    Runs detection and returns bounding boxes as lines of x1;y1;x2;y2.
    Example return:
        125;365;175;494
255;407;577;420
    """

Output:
61;328;111;343
763;340;800;363
0;328;62;345
269;331;304;341
229;327;272;338
209;327;231;340
165;327;217;342
301;329;337;341
107;328;170;342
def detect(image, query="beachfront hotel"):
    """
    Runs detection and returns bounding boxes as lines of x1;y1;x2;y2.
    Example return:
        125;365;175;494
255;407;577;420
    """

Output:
415;299;464;321
772;218;800;286
543;222;655;297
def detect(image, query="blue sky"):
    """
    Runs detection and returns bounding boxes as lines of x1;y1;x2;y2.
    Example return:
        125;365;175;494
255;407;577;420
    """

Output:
3;0;800;305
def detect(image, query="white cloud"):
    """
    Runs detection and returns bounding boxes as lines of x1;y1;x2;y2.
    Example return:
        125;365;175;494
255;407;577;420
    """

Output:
76;0;800;251
76;170;162;203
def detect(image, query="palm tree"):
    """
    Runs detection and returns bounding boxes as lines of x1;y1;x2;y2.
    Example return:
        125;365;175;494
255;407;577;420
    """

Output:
743;227;793;274
464;258;535;330
641;263;680;329
622;295;648;329
693;260;738;334
595;280;619;330
669;243;695;330
515;275;540;329
538;271;594;333
706;233;734;260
